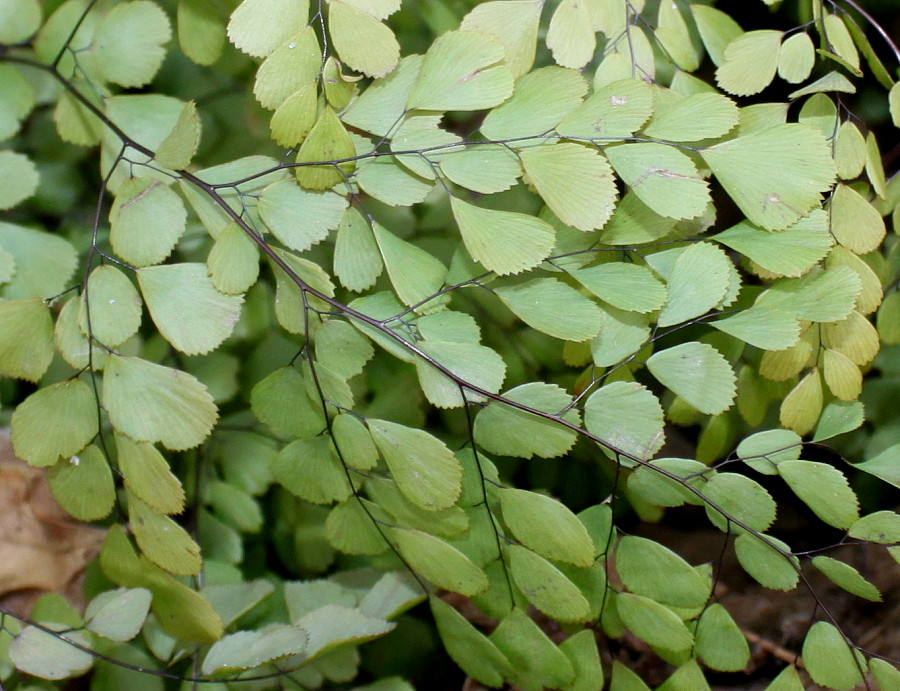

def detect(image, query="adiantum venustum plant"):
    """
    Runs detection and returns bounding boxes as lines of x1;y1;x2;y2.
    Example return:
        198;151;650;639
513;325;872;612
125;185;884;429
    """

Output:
0;0;898;687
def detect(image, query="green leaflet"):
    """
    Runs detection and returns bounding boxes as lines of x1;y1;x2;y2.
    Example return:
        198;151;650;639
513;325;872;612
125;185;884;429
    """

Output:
558;78;653;140
129;493;202;575
701;124;836;231
408;30;513;111
109;178;187;267
359;570;428;619
757;266;861;324
616;536;709;608
368;419;462;511
495;278;602;341
610;660;652;691
0;298;54;381
295;106;356;190
733;533;799;590
8;626;94;681
272;436;351;505
99;526;223;642
716;30;782;96
416;340;507;408
430;597;512;688
779;368;824;435
703;472;777;533
153;100;201;170
578;504;615;556
0;0;41;43
499;488;594;568
103;355;218;450
546;0;595;69
334;207;383;292
0;150;39;211
450;197;555;276
480;66;586;140
48;445;115;522
853;444;900;491
297;604;395;661
616;593;693;652
53;80;105;146
272;247;338;332
325;499;388;555
342;55;423;137
392;528;488;596
627;458;708;508
559;630;604;691
811;557;881;601
655;0;701;71
315;319;374;379
507;544;591;622
520;143;617;231
328;0;399;78
250;366;325;438
85;588;153;642
712;307;801;351
331;413;379;471
270;83;318;147
260;180;347;253
368;478;468;538
643;92;739;141
764;665;804;691
872;659;900;691
605;143;710;221
11;379;96;467
591;305;651;367
80;265;142;348
830;183;886;255
736;429;802;475
474;382;580;459
820;13;860;72
459;0;541;78
490;608;574;690
646;342;736;416
827;245;882;316
138;263;243;356
695;604;750;672
202;625;308;675
116;434;185;515
813;400;864;442
691;5;742;67
207;223;260;295
0;222;78;300
356;158;434;206
654;242;733;327
227;0;308;58
177;0;226;66
584;382;665;461
777;460;859;529
850;511;900;545
440;146;521;194
777;32;815;84
94;0;171;88
802;622;864;691
373;224;448;311
390;115;462;179
657;661;710;691
55;296;108;370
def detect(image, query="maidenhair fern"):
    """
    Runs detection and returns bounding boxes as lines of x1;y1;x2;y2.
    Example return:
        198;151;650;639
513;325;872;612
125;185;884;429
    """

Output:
0;0;898;688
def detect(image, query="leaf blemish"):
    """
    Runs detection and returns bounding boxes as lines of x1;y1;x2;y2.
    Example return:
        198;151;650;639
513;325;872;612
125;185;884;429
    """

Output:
120;180;161;211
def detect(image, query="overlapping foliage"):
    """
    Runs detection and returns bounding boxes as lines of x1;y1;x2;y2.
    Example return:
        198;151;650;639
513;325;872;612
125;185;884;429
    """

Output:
0;0;899;688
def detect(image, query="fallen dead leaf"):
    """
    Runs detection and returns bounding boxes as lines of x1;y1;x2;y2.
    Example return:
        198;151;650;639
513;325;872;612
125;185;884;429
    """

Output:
0;428;104;615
